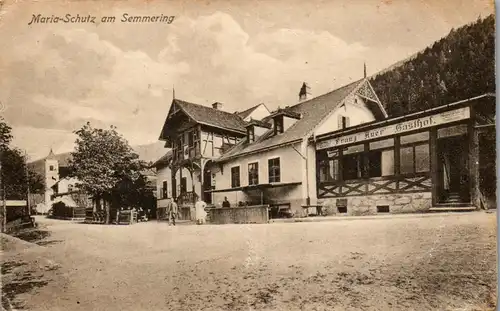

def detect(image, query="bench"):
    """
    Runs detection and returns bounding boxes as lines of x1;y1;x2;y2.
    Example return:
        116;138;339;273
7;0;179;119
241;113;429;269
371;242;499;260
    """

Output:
269;203;293;219
301;205;324;217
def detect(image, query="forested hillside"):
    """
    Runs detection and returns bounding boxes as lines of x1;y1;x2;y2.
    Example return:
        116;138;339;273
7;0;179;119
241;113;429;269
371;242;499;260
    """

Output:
370;14;495;117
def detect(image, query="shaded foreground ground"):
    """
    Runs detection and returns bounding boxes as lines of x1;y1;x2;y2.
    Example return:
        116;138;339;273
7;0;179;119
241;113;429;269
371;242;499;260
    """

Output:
1;212;497;311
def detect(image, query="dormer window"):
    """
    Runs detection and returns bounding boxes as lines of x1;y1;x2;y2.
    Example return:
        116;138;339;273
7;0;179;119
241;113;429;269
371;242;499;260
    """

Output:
274;116;284;134
247;127;255;143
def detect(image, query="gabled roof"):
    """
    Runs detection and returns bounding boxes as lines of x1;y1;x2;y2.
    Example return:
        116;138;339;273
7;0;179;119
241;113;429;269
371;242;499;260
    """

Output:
151;150;173;168
46;148;57;160
218;78;382;162
236;103;269;120
160;99;247;138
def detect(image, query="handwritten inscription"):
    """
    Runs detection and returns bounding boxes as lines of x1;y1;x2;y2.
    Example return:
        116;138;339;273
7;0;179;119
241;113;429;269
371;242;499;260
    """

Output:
28;14;176;25
316;107;470;150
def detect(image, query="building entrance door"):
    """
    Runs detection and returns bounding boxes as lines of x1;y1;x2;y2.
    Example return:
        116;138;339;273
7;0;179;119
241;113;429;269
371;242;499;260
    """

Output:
437;135;470;204
203;165;213;204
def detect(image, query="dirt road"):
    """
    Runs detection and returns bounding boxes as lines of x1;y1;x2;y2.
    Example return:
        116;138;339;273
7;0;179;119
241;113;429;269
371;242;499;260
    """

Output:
1;212;497;311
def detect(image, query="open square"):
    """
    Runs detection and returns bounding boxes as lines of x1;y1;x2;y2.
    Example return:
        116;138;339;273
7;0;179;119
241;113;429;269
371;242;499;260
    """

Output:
2;212;496;311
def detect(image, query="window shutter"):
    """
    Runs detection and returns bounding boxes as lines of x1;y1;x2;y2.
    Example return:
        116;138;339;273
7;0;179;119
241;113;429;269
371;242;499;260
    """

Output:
346;117;351;127
338;115;343;130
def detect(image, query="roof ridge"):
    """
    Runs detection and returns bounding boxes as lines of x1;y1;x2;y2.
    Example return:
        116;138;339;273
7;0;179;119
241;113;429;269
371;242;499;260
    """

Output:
237;103;261;115
288;78;365;110
302;78;366;140
175;98;241;117
283;79;365;139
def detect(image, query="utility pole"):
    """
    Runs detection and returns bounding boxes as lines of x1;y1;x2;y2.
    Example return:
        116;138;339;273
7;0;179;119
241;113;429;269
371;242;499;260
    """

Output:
25;151;31;216
1;149;5;233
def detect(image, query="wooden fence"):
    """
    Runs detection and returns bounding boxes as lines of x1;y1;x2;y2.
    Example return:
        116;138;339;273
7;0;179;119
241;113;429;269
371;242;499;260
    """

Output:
208;205;269;224
52;203;86;220
84;208;138;225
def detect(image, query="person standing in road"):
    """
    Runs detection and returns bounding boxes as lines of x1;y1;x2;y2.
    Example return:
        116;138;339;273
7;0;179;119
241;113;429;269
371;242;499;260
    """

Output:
195;200;207;225
167;199;178;226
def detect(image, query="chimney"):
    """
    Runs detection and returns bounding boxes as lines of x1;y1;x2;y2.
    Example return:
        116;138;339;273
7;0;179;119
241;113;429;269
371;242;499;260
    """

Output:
212;102;223;110
299;82;310;102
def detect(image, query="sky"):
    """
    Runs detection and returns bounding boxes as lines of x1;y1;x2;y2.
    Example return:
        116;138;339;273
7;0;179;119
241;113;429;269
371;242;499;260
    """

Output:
0;0;494;161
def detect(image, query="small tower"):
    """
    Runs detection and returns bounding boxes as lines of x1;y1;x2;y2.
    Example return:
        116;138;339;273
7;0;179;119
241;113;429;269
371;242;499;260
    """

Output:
299;82;311;102
44;149;59;204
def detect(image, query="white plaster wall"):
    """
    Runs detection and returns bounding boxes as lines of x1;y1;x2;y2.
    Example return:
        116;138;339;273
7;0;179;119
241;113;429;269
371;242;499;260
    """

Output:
44;159;59;204
306;144;317;204
254;126;269;137
314;95;376;136
156;165;172;197
244;104;271;121
213;143;303;206
284;116;298;131
57;177;79;193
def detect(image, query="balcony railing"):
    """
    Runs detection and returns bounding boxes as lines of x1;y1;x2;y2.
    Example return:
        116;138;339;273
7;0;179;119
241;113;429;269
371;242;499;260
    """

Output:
172;146;200;163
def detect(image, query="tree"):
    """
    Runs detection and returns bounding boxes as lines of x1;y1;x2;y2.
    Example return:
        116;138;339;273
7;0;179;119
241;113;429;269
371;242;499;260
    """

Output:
69;122;147;224
370;14;495;116
2;147;44;199
0;118;43;200
0;117;13;150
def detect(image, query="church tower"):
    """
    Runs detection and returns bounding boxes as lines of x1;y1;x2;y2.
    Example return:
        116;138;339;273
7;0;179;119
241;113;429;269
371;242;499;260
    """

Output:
44;149;59;204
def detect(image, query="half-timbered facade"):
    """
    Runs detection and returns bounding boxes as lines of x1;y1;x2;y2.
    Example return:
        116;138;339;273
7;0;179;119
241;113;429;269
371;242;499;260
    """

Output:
155;99;271;219
314;93;496;215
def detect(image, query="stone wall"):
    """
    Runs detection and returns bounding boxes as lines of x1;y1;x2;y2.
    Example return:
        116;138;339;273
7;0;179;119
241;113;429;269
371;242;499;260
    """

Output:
209;205;269;224
317;192;432;216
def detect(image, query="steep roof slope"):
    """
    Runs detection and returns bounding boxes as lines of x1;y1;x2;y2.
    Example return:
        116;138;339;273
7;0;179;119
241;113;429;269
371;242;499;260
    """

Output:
151;150;173;168
218;79;364;161
236;104;260;120
236;103;270;120
174;99;247;133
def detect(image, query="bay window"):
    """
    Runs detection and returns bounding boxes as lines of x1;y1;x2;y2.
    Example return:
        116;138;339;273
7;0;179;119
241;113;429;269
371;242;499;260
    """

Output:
317;130;430;185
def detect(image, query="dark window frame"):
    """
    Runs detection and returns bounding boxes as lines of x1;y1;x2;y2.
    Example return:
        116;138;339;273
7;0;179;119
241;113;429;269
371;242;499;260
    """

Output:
231;166;241;188
188;131;194;147
248;162;259;185
268;157;281;183
399;131;430;176
366;138;395;178
317;129;432;189
274;116;284;135
342;116;348;129
247;127;255;143
162;181;168;199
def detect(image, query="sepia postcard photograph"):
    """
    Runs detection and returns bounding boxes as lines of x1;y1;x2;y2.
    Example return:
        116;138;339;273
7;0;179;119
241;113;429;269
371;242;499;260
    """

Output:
0;0;497;310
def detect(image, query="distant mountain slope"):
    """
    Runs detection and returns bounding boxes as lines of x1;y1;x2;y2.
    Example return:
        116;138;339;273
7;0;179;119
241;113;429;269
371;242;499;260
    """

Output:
133;141;167;163
370;15;495;117
29;141;167;166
